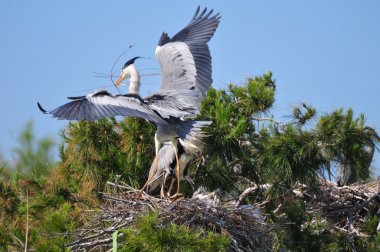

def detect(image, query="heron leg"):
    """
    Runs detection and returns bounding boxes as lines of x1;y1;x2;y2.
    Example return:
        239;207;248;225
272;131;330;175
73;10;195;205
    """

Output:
160;171;168;198
140;134;160;193
167;177;176;197
170;139;182;198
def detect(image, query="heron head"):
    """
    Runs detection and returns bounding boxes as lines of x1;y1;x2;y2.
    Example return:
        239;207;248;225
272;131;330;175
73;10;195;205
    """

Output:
114;56;141;87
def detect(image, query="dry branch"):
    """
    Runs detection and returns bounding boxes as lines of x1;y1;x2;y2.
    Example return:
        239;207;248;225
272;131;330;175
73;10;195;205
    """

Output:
68;181;274;251
67;178;380;251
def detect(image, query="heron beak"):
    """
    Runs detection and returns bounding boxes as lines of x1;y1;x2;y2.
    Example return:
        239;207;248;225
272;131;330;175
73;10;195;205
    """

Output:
114;74;124;88
114;68;130;90
114;72;127;94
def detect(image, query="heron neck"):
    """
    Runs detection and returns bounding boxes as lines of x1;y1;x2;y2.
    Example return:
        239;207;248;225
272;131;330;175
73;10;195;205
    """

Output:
128;65;140;95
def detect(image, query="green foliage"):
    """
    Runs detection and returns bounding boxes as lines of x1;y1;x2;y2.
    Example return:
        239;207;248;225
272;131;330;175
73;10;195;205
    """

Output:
258;125;324;191
13;121;55;178
115;212;230;252
355;233;380;252
0;225;12;251
198;72;276;191
292;103;317;126
1;71;379;251
316;108;379;184
42;203;76;233
0;179;20;215
60;117;155;194
199;72;324;195
279;200;327;251
363;215;379;235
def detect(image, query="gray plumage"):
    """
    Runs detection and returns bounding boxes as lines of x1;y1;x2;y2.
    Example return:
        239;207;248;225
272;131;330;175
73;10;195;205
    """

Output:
147;144;190;194
41;91;167;125
38;6;220;196
39;7;220;123
336;142;375;186
147;120;212;193
156;6;220;102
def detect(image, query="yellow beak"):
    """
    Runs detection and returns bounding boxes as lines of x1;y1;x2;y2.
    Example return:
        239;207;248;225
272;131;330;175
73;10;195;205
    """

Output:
114;75;124;88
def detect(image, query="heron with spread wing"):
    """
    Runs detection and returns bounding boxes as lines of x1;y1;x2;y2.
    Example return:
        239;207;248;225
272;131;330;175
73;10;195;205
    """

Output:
38;7;220;197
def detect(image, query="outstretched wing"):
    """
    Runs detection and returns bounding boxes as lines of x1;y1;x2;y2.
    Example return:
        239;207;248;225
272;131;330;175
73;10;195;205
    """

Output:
155;6;221;102
144;90;200;119
38;90;167;125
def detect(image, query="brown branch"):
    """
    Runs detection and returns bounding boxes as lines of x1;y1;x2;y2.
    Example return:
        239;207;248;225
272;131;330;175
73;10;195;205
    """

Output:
235;183;272;207
71;233;124;250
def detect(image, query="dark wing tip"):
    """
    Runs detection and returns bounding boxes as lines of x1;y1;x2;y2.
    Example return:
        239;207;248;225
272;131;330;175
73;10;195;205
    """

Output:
193;6;219;20
67;95;86;100
192;6;201;20
158;32;171;46
37;102;48;114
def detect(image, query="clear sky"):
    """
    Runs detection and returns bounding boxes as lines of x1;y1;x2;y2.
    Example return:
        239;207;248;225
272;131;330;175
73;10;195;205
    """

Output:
1;1;379;173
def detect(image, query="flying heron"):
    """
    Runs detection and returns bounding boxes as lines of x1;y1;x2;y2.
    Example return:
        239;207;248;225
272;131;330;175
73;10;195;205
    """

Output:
38;7;220;197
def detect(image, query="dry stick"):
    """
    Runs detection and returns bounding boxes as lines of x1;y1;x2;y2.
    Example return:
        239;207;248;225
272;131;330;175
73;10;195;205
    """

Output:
352;192;380;213
111;45;133;94
346;192;380;233
73;233;124;250
235;183;273;207
107;181;138;191
69;221;131;248
12;234;24;249
24;189;29;252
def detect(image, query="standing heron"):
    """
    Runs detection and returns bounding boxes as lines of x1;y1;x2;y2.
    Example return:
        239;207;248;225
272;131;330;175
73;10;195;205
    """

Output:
336;127;380;186
146;120;211;197
118;56;212;197
38;7;220;197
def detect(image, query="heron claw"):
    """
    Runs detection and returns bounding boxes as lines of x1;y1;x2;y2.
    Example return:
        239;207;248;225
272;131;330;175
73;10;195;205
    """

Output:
160;190;168;199
170;192;183;200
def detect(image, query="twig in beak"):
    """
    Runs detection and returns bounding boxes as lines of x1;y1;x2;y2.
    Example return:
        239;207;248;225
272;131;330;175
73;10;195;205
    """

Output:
111;45;133;90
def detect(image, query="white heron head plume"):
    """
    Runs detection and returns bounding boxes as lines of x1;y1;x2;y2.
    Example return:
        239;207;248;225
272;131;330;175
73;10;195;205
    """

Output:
114;56;141;94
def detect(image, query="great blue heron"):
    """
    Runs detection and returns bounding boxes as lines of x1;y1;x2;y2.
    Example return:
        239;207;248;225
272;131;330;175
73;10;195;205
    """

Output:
146;120;211;197
38;7;220;197
336;127;379;186
118;57;211;197
147;144;191;196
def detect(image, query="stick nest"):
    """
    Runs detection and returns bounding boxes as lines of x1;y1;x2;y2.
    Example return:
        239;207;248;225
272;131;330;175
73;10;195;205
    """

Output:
68;182;273;251
68;179;380;251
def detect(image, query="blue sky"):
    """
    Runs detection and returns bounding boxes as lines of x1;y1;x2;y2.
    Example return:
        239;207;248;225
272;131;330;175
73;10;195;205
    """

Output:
1;1;380;173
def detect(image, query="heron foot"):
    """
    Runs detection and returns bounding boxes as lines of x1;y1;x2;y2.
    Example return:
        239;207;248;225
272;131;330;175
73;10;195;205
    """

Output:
160;190;168;199
170;192;183;200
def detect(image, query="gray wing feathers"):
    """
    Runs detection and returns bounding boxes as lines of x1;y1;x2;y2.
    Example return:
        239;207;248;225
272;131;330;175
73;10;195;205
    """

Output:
147;120;211;193
147;144;174;192
176;120;212;143
156;42;196;92
176;120;212;154
187;43;212;97
171;6;221;44
156;7;220;102
145;89;200;119
48;91;167;125
148;144;192;193
149;144;174;178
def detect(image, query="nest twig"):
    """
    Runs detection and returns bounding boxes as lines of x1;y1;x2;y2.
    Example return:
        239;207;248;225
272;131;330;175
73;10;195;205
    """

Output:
308;179;380;237
68;181;273;251
68;178;380;251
